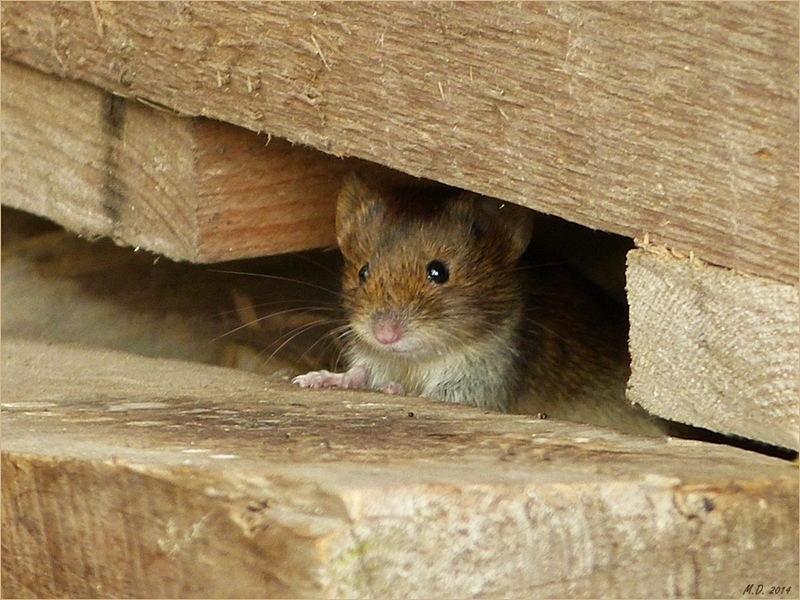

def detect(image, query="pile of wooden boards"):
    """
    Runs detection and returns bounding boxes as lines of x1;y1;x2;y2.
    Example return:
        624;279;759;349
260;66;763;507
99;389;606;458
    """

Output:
1;3;797;597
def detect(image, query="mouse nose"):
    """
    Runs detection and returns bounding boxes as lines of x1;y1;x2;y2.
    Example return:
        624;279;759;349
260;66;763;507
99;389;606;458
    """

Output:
372;313;404;345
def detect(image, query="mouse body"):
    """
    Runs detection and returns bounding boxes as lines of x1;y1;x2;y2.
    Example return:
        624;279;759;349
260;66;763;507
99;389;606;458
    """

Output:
293;174;666;436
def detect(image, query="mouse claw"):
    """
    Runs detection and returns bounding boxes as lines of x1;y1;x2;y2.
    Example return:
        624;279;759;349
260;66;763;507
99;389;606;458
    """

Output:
292;366;367;390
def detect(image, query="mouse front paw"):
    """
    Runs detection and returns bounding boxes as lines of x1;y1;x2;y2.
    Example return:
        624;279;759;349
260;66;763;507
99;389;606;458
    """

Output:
292;366;368;390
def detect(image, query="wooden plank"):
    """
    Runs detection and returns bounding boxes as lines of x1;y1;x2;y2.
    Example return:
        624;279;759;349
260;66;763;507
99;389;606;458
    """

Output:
0;58;112;237
1;60;416;262
2;2;796;282
115;100;347;261
2;338;797;599
626;247;799;450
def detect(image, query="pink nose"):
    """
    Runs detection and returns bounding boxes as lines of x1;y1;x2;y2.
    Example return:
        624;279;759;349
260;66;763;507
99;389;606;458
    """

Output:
373;317;404;345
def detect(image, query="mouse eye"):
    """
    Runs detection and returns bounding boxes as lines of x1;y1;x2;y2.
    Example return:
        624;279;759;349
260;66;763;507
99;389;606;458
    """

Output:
358;263;370;284
426;260;449;284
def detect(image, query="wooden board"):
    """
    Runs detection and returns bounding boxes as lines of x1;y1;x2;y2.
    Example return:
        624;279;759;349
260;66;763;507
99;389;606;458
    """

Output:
626;247;799;450
1;60;416;262
2;2;796;282
1;60;112;237
2;338;797;599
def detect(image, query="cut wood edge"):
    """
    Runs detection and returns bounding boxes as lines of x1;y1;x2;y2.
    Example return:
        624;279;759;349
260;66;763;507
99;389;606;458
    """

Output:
626;247;799;450
1;61;113;237
1;61;422;263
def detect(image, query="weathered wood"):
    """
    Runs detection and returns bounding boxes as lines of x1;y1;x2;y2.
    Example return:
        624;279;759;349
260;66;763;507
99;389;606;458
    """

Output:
2;338;797;599
0;59;111;238
626;247;799;450
1;61;414;262
2;2;796;282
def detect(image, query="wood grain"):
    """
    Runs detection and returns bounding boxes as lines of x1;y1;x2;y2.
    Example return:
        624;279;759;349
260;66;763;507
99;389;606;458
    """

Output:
2;2;796;282
0;59;112;238
2;338;798;598
627;247;799;450
1;61;415;262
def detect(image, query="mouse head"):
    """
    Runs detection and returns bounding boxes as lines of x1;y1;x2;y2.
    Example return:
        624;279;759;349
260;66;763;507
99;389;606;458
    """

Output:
335;173;534;359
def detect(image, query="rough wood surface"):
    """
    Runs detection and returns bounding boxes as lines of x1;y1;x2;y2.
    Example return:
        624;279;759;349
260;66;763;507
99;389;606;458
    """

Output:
1;61;414;262
626;247;799;451
2;2;796;282
1;60;111;237
2;338;798;598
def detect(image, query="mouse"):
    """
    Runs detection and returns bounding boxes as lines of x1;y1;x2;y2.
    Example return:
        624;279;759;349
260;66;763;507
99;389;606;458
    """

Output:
293;173;668;436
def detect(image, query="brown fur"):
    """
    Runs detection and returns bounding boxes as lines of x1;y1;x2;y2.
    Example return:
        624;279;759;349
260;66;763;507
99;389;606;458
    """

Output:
328;173;667;435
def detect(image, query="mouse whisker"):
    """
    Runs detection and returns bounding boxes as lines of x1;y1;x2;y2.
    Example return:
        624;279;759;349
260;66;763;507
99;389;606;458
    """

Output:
212;305;342;343
282;251;343;279
212;300;341;325
514;259;570;272
261;317;345;369
207;269;341;297
331;326;358;370
228;297;342;314
295;323;351;370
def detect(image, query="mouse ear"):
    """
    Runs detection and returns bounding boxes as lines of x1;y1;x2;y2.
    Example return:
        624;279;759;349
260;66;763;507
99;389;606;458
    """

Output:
336;172;385;257
462;194;534;259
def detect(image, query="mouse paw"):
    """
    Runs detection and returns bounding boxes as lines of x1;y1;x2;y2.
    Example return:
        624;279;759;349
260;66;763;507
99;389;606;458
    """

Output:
379;381;405;396
292;366;367;390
